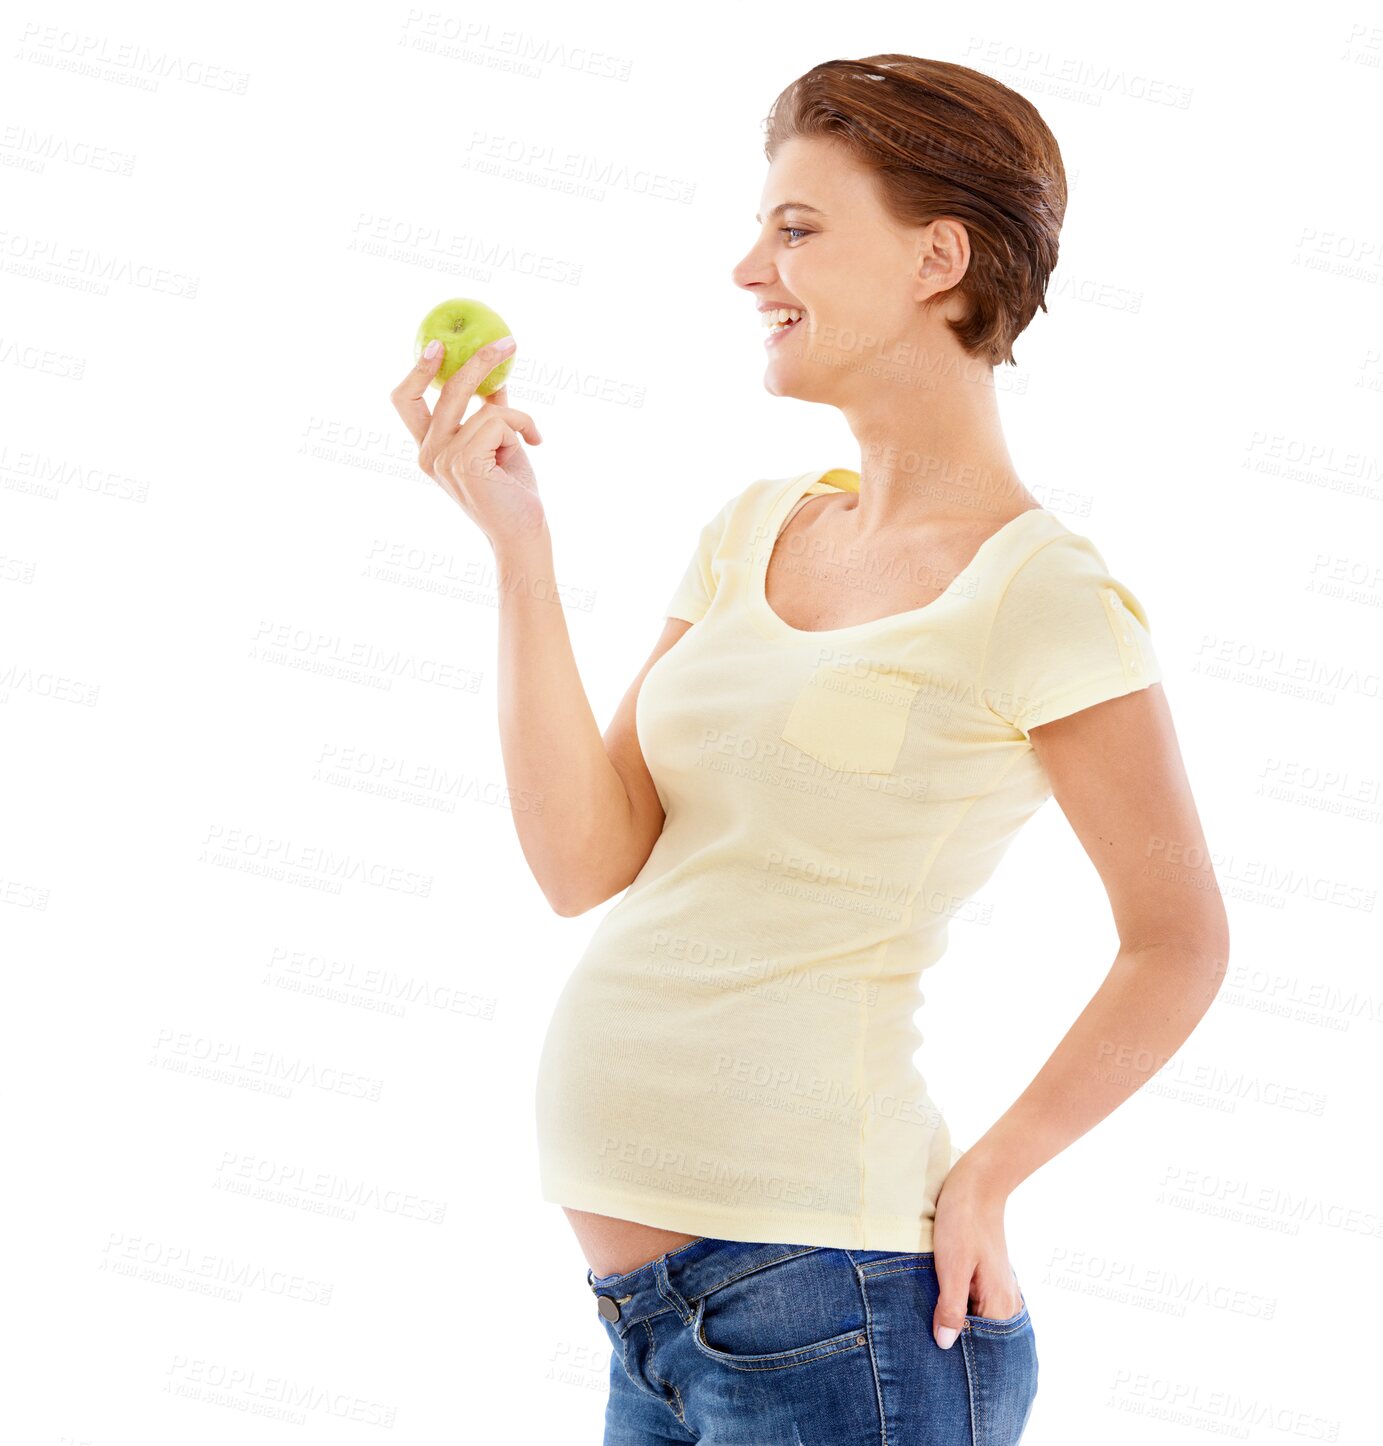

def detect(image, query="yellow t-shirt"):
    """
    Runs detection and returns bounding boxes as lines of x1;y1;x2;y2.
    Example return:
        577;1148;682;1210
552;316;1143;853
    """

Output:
534;466;1162;1251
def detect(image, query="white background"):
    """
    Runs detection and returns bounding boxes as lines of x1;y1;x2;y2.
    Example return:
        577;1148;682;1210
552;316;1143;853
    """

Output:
4;2;1381;1442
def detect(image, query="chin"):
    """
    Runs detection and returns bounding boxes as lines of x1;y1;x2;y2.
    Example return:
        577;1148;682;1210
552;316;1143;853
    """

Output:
763;366;826;404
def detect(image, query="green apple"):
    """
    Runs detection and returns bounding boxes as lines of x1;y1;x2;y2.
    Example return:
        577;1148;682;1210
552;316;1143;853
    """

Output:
414;298;515;394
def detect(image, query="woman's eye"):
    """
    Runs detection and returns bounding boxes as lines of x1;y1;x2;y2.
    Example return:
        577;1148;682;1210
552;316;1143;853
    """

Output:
780;227;811;243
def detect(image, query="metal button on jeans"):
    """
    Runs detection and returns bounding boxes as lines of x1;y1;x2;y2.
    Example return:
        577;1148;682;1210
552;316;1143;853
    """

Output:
596;1294;621;1322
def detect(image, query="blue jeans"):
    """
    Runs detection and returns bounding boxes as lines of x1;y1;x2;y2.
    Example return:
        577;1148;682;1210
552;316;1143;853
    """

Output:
588;1235;1038;1445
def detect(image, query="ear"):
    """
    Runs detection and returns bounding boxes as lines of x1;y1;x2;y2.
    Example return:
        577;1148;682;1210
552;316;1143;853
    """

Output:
914;216;971;300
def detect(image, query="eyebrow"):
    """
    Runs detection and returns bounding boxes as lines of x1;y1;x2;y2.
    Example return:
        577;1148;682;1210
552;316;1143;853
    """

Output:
754;202;827;224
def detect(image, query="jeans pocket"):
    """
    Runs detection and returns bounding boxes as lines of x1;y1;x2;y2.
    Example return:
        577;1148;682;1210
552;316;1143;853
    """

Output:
779;662;921;775
967;1301;1032;1332
960;1294;1039;1446
965;1292;1032;1333
689;1247;870;1371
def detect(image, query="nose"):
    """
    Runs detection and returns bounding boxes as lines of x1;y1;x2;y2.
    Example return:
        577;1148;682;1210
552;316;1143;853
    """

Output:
730;239;774;294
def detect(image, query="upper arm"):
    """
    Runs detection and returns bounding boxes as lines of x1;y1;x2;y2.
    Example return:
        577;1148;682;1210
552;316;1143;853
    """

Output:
1029;683;1229;971
982;527;1228;970
598;615;694;885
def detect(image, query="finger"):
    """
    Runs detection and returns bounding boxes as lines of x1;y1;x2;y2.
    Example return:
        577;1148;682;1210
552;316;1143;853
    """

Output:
973;1267;1022;1319
390;341;446;445
479;387;543;443
459;403;542;447
426;337;517;446
932;1260;972;1350
438;410;527;488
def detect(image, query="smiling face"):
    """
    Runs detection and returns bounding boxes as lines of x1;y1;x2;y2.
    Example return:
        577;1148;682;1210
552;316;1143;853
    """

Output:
732;134;972;404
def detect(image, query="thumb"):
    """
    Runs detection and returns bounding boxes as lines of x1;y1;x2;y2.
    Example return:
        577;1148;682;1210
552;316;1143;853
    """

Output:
933;1267;970;1350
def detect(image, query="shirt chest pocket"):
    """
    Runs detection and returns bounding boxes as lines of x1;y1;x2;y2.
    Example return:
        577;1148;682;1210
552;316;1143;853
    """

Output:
779;662;923;775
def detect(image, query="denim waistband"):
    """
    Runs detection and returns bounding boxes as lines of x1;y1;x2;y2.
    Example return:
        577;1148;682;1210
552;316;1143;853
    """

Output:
585;1236;915;1336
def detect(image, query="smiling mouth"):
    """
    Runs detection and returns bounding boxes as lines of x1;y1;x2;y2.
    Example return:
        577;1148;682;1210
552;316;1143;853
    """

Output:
765;315;803;342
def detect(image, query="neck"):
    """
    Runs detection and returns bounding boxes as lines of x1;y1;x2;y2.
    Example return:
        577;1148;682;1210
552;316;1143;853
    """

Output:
836;350;1031;537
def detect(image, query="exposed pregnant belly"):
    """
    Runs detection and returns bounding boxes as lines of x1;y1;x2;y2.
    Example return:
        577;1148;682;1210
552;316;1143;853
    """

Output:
564;1206;703;1279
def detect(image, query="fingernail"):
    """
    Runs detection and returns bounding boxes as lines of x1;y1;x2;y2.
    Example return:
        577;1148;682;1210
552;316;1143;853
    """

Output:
494;335;516;351
936;1327;959;1350
423;339;442;360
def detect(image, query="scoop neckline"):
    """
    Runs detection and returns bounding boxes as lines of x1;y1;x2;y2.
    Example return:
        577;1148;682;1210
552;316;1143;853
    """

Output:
753;468;1052;640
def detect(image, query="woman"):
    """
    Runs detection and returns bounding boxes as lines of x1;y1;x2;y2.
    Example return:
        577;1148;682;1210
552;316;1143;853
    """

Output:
392;54;1228;1446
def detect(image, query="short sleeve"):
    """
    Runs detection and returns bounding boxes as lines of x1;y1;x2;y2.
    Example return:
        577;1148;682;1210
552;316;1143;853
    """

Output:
664;494;736;624
979;532;1162;738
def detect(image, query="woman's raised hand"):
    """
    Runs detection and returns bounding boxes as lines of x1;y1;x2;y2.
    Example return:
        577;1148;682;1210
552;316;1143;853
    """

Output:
390;336;546;549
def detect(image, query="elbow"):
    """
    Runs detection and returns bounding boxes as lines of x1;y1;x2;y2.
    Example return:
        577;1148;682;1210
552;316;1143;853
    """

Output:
1127;891;1231;977
541;828;647;917
535;843;617;917
1203;906;1232;987
1121;913;1231;997
544;881;589;916
1171;921;1234;1008
545;874;620;917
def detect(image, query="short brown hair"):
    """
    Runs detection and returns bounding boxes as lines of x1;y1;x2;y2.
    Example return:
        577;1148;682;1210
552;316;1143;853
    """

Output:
763;55;1067;367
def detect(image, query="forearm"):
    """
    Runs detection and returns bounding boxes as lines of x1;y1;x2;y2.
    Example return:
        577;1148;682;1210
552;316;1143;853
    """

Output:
959;940;1227;1199
492;527;635;913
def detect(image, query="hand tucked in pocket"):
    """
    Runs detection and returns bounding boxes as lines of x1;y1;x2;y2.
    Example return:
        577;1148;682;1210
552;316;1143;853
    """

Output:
930;1156;1024;1348
967;1279;1025;1322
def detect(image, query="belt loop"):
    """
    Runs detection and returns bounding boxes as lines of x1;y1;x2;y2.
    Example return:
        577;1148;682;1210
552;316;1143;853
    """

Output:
654;1254;694;1325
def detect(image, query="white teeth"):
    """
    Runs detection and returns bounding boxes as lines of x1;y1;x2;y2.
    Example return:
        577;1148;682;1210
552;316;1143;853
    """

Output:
763;307;804;332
